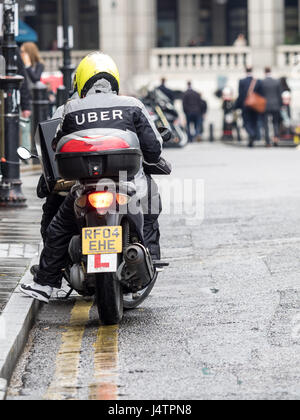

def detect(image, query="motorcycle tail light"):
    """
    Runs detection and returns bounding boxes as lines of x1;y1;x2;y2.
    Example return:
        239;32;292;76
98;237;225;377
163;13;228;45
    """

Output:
88;192;114;209
116;194;130;206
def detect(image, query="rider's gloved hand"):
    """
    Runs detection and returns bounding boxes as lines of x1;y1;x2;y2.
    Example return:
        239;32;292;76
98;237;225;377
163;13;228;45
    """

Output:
143;157;172;176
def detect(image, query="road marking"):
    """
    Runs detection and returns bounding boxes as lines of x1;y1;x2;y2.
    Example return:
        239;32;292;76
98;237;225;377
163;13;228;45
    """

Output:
89;325;119;400
44;299;93;400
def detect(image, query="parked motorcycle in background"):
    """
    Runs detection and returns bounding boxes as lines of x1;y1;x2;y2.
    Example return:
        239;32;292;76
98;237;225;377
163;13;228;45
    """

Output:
222;87;242;142
142;89;188;149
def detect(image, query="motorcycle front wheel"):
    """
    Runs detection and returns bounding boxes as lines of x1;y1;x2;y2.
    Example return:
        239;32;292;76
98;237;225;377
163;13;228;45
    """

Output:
95;274;123;325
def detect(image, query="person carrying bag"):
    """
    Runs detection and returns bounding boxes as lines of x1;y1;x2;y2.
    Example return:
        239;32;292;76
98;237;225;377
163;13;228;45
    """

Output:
245;79;267;114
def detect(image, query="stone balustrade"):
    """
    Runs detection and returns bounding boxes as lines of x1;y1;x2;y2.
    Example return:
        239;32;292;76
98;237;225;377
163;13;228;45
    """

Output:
277;45;300;68
150;47;252;73
39;46;300;77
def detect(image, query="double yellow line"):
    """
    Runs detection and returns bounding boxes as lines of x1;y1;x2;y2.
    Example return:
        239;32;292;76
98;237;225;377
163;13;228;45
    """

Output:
44;299;119;401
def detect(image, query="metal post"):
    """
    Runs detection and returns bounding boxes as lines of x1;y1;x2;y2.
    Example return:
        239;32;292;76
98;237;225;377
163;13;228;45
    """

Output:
56;85;68;108
60;0;75;93
31;82;50;164
0;0;26;207
209;123;214;142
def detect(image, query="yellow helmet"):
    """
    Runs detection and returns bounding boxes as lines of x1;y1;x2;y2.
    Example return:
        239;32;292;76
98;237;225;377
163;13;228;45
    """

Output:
74;52;120;98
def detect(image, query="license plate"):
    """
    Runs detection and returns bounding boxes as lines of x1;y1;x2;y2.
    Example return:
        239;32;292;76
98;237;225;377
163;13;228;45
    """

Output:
87;254;118;274
82;226;122;255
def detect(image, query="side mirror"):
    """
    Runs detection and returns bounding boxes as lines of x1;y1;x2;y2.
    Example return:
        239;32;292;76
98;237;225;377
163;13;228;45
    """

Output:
17;147;38;161
158;127;173;143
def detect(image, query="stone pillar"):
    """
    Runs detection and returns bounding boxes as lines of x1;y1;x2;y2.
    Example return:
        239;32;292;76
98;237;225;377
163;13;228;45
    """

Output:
248;0;285;68
99;0;156;91
212;1;227;46
132;0;157;73
99;0;132;89
178;0;200;47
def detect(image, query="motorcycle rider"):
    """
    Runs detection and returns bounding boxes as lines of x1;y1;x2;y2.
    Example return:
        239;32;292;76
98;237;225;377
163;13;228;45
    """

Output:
21;52;164;303
36;90;80;243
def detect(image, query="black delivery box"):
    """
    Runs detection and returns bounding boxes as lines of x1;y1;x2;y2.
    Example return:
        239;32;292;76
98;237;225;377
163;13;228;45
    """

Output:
34;118;61;191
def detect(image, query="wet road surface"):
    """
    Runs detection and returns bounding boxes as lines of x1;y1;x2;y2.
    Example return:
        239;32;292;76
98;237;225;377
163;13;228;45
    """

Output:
7;143;300;400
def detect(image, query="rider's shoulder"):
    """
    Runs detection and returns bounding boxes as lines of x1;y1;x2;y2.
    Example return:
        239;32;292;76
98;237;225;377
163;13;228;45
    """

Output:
63;95;82;113
116;95;144;109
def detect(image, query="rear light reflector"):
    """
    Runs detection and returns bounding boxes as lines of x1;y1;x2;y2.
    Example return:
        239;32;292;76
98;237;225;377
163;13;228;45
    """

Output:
116;194;130;206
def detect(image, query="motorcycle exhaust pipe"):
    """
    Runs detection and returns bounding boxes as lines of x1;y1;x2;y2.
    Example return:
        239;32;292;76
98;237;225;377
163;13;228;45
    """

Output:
123;244;155;292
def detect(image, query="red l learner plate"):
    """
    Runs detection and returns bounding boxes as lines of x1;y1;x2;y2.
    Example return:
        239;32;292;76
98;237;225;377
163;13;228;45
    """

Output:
82;226;122;255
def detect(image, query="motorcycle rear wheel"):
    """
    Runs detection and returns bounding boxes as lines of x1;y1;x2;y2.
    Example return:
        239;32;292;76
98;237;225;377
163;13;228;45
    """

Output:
95;274;123;325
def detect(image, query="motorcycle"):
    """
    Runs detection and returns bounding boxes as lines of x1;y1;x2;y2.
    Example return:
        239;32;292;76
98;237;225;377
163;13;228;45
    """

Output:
142;88;188;148
279;91;299;146
17;119;172;325
221;87;242;142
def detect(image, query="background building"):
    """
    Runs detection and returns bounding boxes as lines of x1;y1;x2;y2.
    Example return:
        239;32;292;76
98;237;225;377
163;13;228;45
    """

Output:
15;0;300;118
21;0;99;50
19;1;300;83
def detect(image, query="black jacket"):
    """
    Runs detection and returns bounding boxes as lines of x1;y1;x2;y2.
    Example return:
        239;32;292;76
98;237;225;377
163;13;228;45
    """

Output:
183;89;207;115
25;62;44;85
54;92;162;164
261;77;282;112
235;76;264;111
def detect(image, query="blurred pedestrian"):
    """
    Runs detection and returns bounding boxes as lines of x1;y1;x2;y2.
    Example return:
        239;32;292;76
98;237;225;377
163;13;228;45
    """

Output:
280;90;293;139
233;34;247;47
20;42;44;89
188;39;197;47
262;67;282;147
281;90;292;118
44;81;56;118
0;37;32;118
182;81;207;143
235;67;264;147
16;50;32;119
222;87;235;141
158;78;175;103
279;76;291;94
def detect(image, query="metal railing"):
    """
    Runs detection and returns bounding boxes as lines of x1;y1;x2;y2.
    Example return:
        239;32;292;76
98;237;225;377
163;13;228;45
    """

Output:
150;47;252;73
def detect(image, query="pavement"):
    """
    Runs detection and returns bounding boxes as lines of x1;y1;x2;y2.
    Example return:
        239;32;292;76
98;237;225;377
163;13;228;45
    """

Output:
0;172;42;397
0;173;41;314
4;142;300;400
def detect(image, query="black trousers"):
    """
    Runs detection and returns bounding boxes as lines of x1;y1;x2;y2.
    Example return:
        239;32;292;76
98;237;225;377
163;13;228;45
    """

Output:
36;176;161;288
40;193;66;243
263;111;281;145
242;109;260;142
